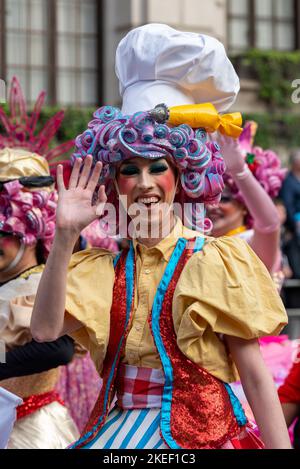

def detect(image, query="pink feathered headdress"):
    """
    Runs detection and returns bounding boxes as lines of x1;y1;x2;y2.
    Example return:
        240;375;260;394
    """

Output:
0;77;73;255
0;76;74;176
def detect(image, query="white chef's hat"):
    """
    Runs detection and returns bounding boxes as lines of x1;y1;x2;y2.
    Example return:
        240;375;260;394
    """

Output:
116;23;240;115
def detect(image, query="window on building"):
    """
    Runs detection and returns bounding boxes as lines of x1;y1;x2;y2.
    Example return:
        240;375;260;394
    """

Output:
0;0;101;105
56;0;98;105
228;0;298;52
4;0;49;102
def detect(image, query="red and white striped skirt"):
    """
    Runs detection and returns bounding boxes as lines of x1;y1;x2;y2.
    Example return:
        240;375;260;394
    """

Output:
83;364;264;449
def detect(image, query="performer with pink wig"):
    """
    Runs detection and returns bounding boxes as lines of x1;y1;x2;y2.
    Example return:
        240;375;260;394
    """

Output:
209;123;286;274
207;119;296;442
31;24;290;449
0;77;79;448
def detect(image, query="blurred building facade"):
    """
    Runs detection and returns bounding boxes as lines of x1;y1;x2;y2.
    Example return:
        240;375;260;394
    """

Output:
0;0;299;110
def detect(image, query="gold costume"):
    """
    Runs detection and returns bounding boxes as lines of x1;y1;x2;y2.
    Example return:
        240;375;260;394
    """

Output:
0;267;79;449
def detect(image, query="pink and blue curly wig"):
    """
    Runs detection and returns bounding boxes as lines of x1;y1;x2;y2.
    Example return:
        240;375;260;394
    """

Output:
73;106;226;231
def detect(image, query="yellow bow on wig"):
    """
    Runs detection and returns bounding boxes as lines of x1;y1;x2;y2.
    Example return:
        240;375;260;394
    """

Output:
150;103;243;138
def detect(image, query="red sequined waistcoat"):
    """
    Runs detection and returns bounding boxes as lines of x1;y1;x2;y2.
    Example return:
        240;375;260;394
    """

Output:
71;238;243;449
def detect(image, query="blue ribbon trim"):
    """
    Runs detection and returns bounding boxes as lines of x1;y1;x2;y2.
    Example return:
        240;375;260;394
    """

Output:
70;243;134;448
224;383;247;427
151;236;204;449
194;236;205;252
113;251;122;268
150;237;200;449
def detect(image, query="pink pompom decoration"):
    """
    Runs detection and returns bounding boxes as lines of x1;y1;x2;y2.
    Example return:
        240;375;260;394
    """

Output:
0;180;57;256
81;219;118;253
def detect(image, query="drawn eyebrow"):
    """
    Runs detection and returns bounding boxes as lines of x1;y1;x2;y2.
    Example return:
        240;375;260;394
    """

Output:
120;158;168;168
121;160;136;165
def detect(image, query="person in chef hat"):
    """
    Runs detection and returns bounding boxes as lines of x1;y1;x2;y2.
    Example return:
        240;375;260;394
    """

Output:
117;23;240;114
31;24;290;449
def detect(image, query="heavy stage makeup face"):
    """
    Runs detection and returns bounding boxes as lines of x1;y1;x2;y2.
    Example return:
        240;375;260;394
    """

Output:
207;189;247;237
0;233;21;271
116;157;178;241
0;232;37;282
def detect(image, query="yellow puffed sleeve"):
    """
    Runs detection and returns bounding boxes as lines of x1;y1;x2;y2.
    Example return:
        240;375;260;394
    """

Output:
65;248;115;374
173;236;288;383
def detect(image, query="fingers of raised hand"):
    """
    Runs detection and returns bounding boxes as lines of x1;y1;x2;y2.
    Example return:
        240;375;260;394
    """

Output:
230;138;242;155
86;161;103;193
68;157;82;189
98;185;107;203
95;185;107;216
68;156;100;191
219;134;239;152
56;164;66;192
218;134;228;148
77;155;93;189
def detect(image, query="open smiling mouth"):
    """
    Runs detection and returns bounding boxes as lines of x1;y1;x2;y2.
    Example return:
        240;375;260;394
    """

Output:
207;207;225;220
135;196;161;207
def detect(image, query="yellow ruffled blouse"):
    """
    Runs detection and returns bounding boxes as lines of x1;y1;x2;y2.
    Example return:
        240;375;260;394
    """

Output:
65;218;288;383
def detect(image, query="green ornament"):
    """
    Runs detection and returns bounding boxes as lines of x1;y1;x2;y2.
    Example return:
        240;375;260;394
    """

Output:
246;153;255;164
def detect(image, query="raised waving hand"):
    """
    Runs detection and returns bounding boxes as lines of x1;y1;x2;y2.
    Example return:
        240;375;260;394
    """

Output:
56;155;107;236
217;134;245;176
